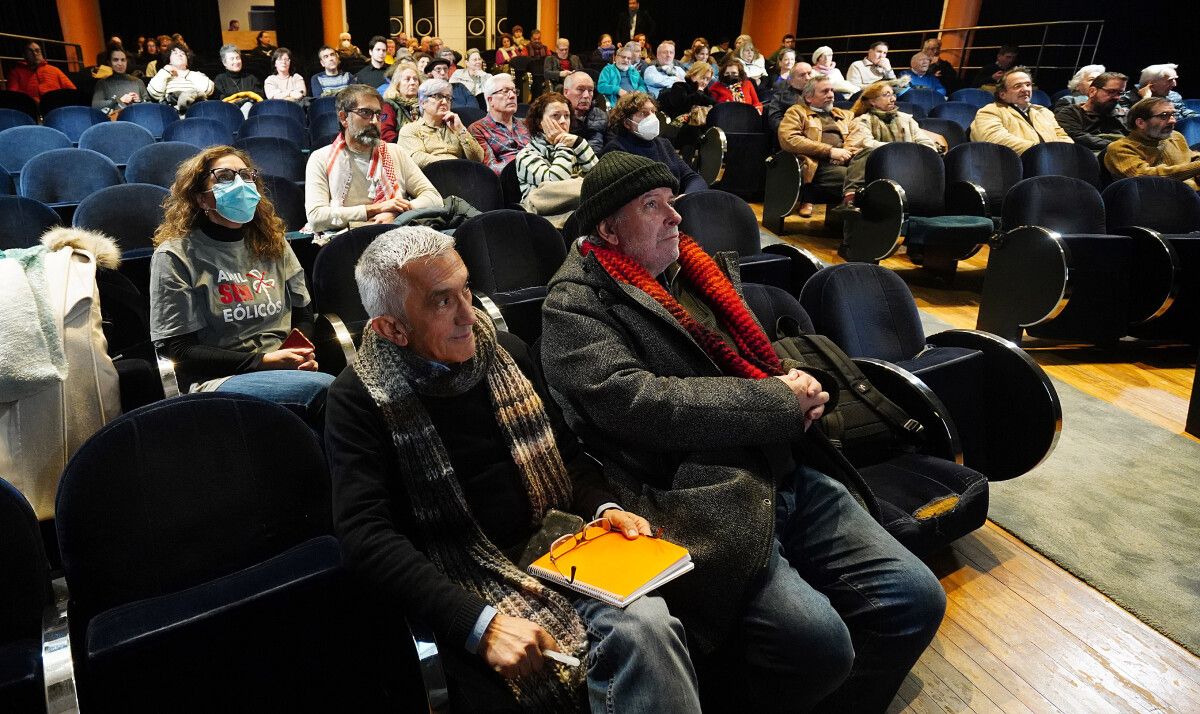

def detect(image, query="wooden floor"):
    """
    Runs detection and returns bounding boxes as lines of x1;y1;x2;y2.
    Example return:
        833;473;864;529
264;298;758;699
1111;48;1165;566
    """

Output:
756;207;1200;713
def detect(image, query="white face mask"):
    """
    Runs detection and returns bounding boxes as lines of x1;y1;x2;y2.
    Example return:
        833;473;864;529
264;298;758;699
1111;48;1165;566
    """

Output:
632;113;660;141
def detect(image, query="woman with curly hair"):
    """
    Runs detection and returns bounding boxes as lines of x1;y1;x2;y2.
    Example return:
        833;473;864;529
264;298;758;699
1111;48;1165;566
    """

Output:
150;145;333;405
381;61;422;141
602;92;706;192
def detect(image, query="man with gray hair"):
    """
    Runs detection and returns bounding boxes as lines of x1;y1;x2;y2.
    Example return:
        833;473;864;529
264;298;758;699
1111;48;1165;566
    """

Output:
564;70;609;154
643;41;685;98
325;225;702;712
778;74;860;215
765;61;814;133
304;85;442;233
213;43;263;107
1105;96;1200;190
544;38;582;92
468;72;531;174
1121;63;1197;119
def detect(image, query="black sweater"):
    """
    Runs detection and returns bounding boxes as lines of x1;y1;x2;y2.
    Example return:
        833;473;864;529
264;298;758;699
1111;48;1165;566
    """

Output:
325;332;614;649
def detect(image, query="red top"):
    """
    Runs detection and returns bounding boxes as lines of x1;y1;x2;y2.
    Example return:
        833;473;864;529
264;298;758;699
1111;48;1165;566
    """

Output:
706;79;762;112
7;61;76;101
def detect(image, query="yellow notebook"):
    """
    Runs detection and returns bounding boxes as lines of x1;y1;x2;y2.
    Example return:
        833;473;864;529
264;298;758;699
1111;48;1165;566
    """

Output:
527;524;694;608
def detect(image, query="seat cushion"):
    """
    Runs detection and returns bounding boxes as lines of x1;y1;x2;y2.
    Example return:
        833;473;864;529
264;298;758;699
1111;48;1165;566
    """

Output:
904;215;994;252
0;639;42;712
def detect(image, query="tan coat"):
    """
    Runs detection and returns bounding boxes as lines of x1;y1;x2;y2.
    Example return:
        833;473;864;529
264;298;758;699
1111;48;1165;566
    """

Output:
397;116;487;168
778;102;856;183
845;111;940;152
969;102;1072;155
1104;130;1200;190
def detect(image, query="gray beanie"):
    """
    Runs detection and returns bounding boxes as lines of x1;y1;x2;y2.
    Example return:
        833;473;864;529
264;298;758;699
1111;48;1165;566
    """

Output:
575;151;679;235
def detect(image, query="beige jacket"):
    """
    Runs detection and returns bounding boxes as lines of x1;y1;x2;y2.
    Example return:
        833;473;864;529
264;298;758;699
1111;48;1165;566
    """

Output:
1104;130;1200;190
778;102;856;183
969;102;1072;155
304;141;443;232
846;111;940;152
398;116;487;168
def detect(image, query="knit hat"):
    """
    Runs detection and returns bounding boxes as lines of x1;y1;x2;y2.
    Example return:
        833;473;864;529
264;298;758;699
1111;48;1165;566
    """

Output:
575;152;679;235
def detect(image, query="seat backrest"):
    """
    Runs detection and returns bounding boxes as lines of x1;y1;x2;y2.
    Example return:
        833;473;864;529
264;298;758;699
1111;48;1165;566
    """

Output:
950;88;992;109
309;95;338;119
421;159;505;213
249;98;309;126
0;477;51;644
0;125;73;175
944;142;1023;215
929;101;978;130
453;210;567;294
916;117;967;149
902;89;947;112
240;114;308;146
0;107;36;132
117;102;180;139
73;183;168;253
499;158;522;206
1051;88;1073;103
895;101;926;119
799;263;926;362
185;100;246;136
309;112;341;150
162;116;236;148
864;142;946;216
1030;88;1052;107
311;223;397;321
124;141;199;188
675;189;762;257
1003;175;1107;235
234;136;307;182
741;282;815;337
78;121;156;166
1020;141;1100;187
43;105;106;143
1102;176;1200;234
0;195;62;249
20;148;123;204
260;174;307;232
455;105;487;126
0;90;39;119
55;393;331;634
707;101;766;134
1177;116;1200;148
37;88;88;115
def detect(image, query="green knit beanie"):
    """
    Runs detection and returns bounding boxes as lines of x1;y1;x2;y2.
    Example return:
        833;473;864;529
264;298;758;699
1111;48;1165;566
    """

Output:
574;151;679;236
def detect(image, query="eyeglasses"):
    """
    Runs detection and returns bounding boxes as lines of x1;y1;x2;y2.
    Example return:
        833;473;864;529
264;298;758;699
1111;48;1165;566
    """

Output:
426;93;453;103
548;518;665;584
490;87;517;97
347;107;383;120
208;168;259;184
1149;111;1177;121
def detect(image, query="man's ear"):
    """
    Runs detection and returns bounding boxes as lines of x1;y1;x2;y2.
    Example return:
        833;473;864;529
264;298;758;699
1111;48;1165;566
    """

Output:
595;216;620;247
368;315;408;347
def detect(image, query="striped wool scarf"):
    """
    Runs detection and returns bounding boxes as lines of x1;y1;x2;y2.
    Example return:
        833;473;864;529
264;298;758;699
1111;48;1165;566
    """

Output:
354;311;586;710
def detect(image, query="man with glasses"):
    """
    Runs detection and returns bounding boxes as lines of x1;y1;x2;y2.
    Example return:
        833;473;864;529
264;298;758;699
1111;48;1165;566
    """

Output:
1105;96;1200;190
304;85;442;233
969;66;1072;155
8;41;76;102
468;73;531;174
1055;71;1129;152
544;38;582;93
1121;64;1198;120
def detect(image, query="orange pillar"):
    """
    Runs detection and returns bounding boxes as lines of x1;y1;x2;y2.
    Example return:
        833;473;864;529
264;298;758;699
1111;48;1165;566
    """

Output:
322;0;346;48
539;0;559;42
741;0;799;52
939;0;982;73
57;0;103;71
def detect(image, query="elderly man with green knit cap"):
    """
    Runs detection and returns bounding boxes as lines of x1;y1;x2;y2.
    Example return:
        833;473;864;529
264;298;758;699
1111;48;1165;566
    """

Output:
541;151;947;712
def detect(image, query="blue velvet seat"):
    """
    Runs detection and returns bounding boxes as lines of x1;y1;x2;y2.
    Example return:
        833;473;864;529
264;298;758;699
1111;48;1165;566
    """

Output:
309;112;341;150
72;183;168;255
0;477;52;714
915;117;967;149
901;88;946;114
260;174;307;232
421;158;504;213
705;101;768;199
0;125;73;185
19;148;123;219
43;106;106;144
308;95;337;119
116;103;180;139
239;114;308;147
0;107;37;132
249;98;308;126
184;100;245;137
944;141;1023;221
1030;88;1052;107
78;122;156;171
949;88;992;109
233;136;306;183
162;116;235;148
123;141;198;188
928;101;978;130
1020;141;1101;187
0;195;61;249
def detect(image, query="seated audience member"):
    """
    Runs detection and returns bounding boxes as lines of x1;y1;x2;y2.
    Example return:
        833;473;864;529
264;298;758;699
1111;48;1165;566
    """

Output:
921;37;959;93
425;58;452;82
844;81;941;196
602;92;706;193
812;46;859;97
779;75;859;216
564;71;609;155
847;41;907;92
1121;64;1198;120
511;25;530;53
92;47;148;116
305;85;442;233
449;49;488;106
264;47;306;102
381;61;423;141
643;41;686;99
708;56;762;112
147;46;214;113
589;33;616;66
1057;64;1105;107
680;43;718;74
9;41;76;102
539;150;946;714
468;73;530;174
1054;71;1129;152
770;49;797;93
312;45;354;98
137;38;158;74
625;40;650;73
215;44;264;108
253;31;276;58
514;92;598;216
616;0;655;45
337;32;365;63
526;29;550;60
1105;96;1200;190
765;61;814;133
970;67;1072;155
495;34;520;66
769;34;796;64
398;78;486;169
710;37;732;63
428;36;445;57
150;145;333;402
544;39;583;93
326;226;699;710
659;62;718;125
900;53;946;97
355;36;391;90
733;37;768;90
598;46;647;108
970;45;1018;88
384;38;397;65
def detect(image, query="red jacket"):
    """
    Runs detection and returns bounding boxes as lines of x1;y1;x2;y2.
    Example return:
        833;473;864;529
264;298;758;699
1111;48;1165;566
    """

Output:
706;79;761;112
8;61;76;101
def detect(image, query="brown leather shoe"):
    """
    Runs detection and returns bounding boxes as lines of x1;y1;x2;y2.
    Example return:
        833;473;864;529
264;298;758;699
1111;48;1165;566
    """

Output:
797;202;814;218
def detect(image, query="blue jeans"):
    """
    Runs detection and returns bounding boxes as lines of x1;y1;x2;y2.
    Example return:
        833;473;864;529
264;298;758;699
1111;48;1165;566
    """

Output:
741;465;946;713
574;594;701;714
213;370;335;431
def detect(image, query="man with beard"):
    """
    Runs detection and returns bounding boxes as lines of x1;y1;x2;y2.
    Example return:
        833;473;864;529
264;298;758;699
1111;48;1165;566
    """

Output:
778;75;860;216
1054;71;1129;152
969;67;1071;155
305;85;443;233
1105;96;1200;190
564;71;609;154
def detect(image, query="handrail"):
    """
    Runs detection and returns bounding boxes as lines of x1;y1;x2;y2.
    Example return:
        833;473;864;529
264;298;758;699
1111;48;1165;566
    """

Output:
794;20;1106;44
0;32;86;88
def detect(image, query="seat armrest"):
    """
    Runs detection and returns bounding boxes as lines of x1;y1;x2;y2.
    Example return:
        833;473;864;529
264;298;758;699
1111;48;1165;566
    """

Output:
153;346;181;398
761;242;826;294
697;126;727;186
840;179;906;263
977;226;1070;342
473;294;509;332
946;180;989;218
43;592;79;713
407;618;449;713
315;312;357;375
853;357;962;464
1108;225;1180;324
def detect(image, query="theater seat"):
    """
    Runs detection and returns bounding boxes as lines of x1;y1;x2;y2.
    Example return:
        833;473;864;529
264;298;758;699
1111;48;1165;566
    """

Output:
19;148;123;221
421;159;505;213
123;141;199;189
0;195;61;249
0;477;52;714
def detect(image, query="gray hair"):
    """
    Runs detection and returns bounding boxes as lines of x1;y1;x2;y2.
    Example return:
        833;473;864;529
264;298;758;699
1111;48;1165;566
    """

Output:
802;74;831;98
219;44;240;62
483;72;515;97
563;70;593;90
1068;64;1105;91
355;227;456;319
418;77;451;104
1139;63;1178;86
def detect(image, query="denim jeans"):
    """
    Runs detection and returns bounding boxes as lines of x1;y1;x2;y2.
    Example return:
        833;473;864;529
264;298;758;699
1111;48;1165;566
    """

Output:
211;370;335;432
574;594;701;714
741;465;946;713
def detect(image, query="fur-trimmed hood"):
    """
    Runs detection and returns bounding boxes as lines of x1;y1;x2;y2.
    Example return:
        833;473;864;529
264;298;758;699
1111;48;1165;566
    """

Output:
40;226;122;269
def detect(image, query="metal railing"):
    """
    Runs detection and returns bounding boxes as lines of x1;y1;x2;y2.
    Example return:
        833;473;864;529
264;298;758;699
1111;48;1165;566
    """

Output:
795;20;1103;87
0;32;86;89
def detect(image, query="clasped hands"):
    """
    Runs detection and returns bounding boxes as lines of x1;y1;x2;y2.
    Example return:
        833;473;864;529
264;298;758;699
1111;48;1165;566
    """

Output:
776;368;830;429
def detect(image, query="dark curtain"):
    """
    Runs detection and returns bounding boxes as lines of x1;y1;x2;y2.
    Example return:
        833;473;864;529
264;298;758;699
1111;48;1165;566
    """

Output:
506;0;537;36
98;0;222;66
794;2;942;70
559;0;744;56
1;3;65;76
276;0;325;77
347;0;389;50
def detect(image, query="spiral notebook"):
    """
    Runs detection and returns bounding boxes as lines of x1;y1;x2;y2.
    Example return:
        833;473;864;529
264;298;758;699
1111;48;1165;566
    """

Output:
527;525;694;608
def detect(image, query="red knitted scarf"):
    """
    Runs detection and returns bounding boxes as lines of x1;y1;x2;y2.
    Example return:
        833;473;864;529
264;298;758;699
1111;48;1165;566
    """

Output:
581;235;783;379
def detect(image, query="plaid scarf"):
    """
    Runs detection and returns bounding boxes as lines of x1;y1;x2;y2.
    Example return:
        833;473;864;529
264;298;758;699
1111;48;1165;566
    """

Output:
323;133;403;209
354;312;586;710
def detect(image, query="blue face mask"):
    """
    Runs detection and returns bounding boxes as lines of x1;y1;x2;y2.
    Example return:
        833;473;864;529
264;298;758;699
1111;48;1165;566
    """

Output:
211;175;261;224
